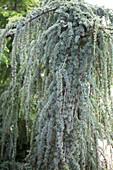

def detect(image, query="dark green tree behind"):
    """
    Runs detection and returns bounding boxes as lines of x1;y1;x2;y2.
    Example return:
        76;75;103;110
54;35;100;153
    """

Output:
0;0;113;169
0;0;40;29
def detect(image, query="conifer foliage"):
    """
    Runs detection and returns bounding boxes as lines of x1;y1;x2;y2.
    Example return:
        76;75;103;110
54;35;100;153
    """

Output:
0;0;113;169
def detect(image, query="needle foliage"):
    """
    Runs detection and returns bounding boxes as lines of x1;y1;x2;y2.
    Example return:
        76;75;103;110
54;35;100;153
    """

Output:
0;0;113;169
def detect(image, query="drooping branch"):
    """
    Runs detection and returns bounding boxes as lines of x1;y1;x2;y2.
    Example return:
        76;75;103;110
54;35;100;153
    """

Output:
6;7;58;38
4;7;113;39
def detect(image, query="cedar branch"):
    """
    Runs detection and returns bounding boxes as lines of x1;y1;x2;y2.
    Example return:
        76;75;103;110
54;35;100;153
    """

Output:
5;7;113;38
6;7;58;38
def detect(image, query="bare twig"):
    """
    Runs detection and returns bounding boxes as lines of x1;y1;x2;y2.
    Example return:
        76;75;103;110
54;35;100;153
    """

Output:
27;7;58;23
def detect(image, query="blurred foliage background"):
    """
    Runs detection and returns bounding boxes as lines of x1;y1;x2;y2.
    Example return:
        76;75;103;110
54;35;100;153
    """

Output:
0;0;39;28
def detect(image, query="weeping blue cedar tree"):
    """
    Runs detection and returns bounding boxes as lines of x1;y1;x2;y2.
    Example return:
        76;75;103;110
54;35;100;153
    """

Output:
0;0;113;169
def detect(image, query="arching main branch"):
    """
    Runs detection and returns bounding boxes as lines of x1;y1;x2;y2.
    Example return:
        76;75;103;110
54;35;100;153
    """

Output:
6;7;58;38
